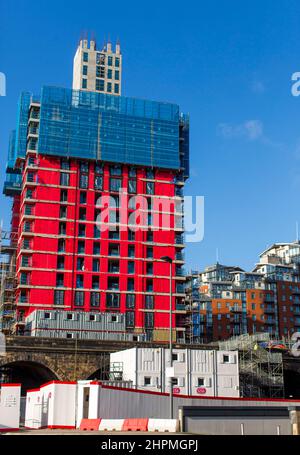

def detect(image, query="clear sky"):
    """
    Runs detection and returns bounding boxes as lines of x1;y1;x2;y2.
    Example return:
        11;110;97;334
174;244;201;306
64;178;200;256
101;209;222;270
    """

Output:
1;0;300;272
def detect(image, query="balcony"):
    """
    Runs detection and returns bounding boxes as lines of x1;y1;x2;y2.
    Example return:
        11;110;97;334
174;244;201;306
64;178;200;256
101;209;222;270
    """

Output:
175;252;184;262
175;236;184;245
29;110;40;121
264;306;276;314
229;305;242;313
264;318;276;325
27;126;39;137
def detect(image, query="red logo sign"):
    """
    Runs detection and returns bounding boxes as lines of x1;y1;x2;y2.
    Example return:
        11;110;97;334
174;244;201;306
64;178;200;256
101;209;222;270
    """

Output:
197;387;207;394
173;387;180;394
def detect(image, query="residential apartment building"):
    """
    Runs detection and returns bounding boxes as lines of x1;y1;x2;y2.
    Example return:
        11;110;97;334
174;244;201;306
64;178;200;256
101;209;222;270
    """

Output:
2;39;189;342
110;347;240;397
185;242;300;343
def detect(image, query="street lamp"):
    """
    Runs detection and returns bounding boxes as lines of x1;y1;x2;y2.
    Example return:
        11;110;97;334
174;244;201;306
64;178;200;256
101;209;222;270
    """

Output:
160;255;173;419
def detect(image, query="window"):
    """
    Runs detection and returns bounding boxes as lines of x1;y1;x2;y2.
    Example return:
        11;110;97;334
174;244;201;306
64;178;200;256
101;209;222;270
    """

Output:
27;172;34;182
21;256;30;267
23;239;30;250
110;178;122;192
95;175;103;190
147;231;153;242
60;172;69;186
128;179;136;194
107;69;112;79
146;182;154;195
223;355;230;363
93;242;100;255
57;256;65;270
106;293;120;308
128;261;134;274
56;273;64;287
82;79;87;89
108;277;119;290
26;189;33;199
59;206;67;218
146;279;153;292
78;240;85;254
109;260;119;273
108;56;113;66
67;313;73;320
115;70;120;81
44;312;51;319
145;312;154;328
77;257;84;271
114;84;119;94
83;52;88;62
107;82;112;93
95;78;105;92
20;272;28;285
115;57;120;67
28;156;36;166
79;207;86;220
198;378;205;387
96;64;105;76
95;163;103;174
109;244;120;256
89;314;96;321
128;230;135;241
59;222;66;235
60;189;68;202
144;377;151;386
92;276;99;289
147;247;153;258
96;53;105;64
128;245;135;258
76;275;84;288
146;263;153;275
109;228;119;239
110;166;122;176
75;291;84;307
79;161;89;174
145;295;154;309
127;278;134;291
92;259;100;272
126;294;135;309
82;65;88;76
90;292;100;307
146;169;154;179
78;224;86;237
126;311;135;328
94;225;100;240
23;221;32;232
54;290;64;305
79;174;88;189
80;192;87;204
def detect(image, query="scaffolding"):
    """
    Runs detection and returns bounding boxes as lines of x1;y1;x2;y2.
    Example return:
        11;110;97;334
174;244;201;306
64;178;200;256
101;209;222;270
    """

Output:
0;225;18;335
220;333;285;399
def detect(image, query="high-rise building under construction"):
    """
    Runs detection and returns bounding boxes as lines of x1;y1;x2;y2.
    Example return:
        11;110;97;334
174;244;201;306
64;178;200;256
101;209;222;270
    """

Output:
2;38;189;342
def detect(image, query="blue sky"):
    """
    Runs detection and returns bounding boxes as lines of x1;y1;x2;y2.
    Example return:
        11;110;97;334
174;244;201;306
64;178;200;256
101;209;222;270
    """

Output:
1;0;300;272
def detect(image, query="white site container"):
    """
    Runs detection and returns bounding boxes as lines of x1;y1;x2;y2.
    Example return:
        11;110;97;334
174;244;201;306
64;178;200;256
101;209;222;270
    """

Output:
110;347;240;397
0;383;21;431
25;389;42;429
25;381;77;429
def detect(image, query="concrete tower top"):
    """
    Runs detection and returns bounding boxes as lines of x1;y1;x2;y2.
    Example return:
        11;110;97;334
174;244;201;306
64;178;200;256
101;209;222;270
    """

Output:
73;38;122;96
